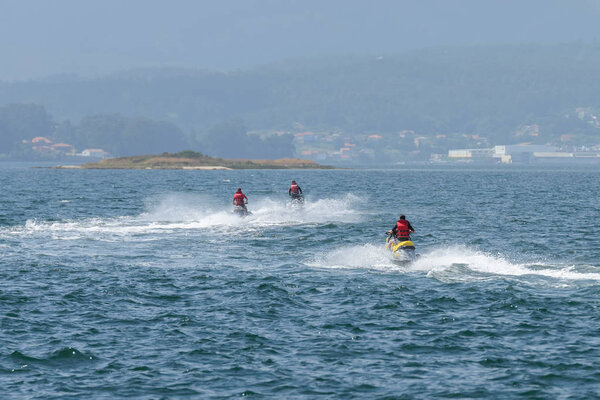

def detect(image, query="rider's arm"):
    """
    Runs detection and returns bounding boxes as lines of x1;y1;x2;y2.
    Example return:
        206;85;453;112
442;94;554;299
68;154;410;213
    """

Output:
408;222;415;232
298;186;302;194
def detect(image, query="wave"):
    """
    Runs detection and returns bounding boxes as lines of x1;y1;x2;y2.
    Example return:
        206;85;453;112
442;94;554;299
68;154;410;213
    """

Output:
308;244;600;284
9;347;95;367
0;193;365;240
242;193;363;226
307;244;395;270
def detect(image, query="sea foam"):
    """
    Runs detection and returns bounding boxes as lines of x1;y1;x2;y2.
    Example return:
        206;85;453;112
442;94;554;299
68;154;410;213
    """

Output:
1;193;365;240
309;243;600;284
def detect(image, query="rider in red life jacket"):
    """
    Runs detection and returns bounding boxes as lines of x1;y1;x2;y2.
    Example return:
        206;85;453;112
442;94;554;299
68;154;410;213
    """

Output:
389;215;415;241
232;188;248;214
288;180;303;200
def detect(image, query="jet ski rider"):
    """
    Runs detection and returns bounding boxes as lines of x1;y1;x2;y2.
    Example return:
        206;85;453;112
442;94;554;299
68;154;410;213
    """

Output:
233;188;248;215
288;180;303;200
389;215;415;241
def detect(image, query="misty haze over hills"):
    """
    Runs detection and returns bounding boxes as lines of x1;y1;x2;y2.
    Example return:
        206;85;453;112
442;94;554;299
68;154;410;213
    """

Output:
2;0;600;81
2;43;600;133
1;1;600;164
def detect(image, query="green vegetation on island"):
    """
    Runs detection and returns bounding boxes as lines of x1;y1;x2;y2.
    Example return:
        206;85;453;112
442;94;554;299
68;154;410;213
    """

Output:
72;151;334;169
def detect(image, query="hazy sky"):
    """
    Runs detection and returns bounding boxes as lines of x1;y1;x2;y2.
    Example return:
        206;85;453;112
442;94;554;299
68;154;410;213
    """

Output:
1;0;599;81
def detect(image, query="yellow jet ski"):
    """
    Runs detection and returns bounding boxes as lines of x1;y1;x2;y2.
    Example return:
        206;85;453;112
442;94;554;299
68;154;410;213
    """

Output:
385;233;417;264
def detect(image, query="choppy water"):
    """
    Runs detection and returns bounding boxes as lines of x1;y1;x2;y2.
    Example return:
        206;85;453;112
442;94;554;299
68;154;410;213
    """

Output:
1;164;600;399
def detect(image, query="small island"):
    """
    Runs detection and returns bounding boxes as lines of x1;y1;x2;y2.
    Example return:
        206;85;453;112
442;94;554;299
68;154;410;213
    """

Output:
59;151;334;170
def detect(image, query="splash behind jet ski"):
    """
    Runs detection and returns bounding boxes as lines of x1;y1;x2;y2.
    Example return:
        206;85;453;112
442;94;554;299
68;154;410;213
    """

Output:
385;233;418;264
233;205;246;217
233;205;251;217
289;194;304;209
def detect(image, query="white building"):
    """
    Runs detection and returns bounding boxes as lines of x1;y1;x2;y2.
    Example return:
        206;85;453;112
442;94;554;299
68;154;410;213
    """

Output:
81;149;108;158
448;148;494;160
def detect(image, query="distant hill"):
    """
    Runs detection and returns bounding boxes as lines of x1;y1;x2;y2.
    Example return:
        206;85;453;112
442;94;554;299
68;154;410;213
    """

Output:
2;43;600;151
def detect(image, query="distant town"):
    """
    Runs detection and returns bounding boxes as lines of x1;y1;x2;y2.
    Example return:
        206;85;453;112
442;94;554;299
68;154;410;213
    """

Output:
3;46;600;167
25;136;109;160
18;128;600;166
288;129;600;166
6;104;600;167
446;144;600;164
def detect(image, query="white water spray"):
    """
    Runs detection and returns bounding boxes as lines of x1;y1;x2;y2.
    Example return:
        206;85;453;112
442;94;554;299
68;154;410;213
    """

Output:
1;193;366;240
309;243;600;284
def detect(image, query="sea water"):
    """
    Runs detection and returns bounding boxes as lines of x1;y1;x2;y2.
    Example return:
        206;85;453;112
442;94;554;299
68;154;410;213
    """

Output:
1;164;599;399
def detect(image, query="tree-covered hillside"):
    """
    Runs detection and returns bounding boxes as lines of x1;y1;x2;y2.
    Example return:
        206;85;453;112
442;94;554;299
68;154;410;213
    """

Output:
1;44;600;161
0;105;295;160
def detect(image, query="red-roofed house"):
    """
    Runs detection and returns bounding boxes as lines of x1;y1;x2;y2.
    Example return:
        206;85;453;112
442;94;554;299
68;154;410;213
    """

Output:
295;131;314;143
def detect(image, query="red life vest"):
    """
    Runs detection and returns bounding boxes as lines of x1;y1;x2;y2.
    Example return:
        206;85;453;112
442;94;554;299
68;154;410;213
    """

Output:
233;192;246;205
290;184;300;194
396;220;410;238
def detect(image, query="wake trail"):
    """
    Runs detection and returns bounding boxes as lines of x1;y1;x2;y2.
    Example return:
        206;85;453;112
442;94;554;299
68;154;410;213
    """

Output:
309;244;600;284
0;193;366;240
